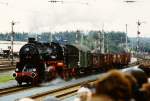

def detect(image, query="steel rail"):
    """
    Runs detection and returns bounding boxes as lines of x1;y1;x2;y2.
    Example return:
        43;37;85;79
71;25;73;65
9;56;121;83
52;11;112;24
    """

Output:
30;79;96;101
0;66;16;71
0;86;32;97
0;62;16;71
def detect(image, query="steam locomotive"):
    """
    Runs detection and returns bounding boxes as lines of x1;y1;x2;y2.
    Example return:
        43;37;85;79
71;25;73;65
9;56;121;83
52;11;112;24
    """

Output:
13;38;131;86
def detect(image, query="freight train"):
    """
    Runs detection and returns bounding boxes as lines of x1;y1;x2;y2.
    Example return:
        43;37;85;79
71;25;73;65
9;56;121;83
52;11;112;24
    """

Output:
13;38;131;86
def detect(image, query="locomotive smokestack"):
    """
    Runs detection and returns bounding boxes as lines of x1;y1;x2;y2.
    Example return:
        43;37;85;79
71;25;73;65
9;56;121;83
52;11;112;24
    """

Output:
28;37;36;43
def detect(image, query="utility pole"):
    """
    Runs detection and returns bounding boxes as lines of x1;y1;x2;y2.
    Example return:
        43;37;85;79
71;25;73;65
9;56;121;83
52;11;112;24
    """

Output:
98;31;101;52
125;24;128;52
106;34;109;53
101;24;105;53
10;21;15;66
49;32;52;43
80;31;84;45
36;34;38;41
76;30;79;44
76;30;83;45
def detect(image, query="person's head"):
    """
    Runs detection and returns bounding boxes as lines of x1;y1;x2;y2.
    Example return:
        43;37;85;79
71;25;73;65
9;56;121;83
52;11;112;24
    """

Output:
122;67;148;88
77;87;92;101
95;70;132;100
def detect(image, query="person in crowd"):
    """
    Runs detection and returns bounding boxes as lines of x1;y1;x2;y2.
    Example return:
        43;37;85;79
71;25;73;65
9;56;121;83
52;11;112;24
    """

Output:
74;82;92;101
92;70;132;101
140;83;150;101
122;67;148;88
123;67;149;101
124;73;137;97
73;69;149;101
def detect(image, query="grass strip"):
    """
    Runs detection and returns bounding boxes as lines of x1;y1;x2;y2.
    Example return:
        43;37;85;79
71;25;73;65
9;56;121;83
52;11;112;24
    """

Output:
0;75;15;83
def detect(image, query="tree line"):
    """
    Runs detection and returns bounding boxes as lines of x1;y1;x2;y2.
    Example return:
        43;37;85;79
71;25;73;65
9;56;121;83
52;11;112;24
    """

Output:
0;31;130;53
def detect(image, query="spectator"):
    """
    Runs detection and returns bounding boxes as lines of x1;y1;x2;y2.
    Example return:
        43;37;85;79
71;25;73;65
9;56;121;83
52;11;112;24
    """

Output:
124;73;137;94
122;67;148;88
74;82;92;101
140;83;150;101
93;70;132;101
123;67;149;101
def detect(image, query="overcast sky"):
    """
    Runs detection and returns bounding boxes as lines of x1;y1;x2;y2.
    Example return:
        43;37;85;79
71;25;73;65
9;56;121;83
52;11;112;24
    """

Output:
0;0;149;37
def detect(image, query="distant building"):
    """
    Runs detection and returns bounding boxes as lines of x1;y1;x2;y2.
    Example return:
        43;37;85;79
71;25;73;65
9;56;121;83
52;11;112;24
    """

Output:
0;41;27;53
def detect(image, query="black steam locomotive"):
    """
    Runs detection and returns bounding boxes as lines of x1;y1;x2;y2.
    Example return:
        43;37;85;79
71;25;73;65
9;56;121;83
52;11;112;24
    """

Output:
13;38;131;86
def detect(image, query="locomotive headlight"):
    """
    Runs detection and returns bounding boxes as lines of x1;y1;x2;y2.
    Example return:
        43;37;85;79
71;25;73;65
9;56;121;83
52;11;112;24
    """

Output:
15;68;19;72
13;72;17;77
31;72;36;78
33;68;36;72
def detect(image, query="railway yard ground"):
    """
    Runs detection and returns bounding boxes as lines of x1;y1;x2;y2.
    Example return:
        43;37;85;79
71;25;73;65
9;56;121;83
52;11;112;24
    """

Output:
0;58;17;83
0;73;101;101
0;58;17;72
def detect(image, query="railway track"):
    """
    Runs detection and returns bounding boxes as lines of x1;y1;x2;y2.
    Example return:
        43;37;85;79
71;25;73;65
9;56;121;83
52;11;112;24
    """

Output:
0;65;16;71
0;86;32;97
0;59;16;65
30;80;95;101
0;78;96;101
0;60;16;71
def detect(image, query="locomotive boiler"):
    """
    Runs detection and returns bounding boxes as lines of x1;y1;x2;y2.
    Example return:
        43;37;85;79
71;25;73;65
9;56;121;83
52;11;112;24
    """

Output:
13;38;64;85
